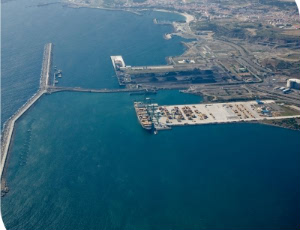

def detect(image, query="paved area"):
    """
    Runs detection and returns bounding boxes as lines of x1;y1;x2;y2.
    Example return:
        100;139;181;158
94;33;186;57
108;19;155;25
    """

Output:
156;100;300;127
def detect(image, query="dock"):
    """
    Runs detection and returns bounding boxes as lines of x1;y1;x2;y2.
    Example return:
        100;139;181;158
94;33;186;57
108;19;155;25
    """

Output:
1;43;53;180
40;43;53;88
135;100;300;132
110;56;127;85
110;55;215;86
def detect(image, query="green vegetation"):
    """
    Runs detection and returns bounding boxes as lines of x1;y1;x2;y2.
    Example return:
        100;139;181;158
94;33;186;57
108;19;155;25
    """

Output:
262;118;300;131
259;0;298;10
191;20;300;45
280;106;300;116
191;20;251;39
263;59;300;73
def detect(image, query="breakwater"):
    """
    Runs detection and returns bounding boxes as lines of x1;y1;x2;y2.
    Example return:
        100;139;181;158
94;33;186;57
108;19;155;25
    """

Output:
1;43;52;181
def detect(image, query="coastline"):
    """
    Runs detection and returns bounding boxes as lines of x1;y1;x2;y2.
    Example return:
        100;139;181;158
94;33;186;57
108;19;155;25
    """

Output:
145;8;195;24
62;1;195;33
63;2;143;15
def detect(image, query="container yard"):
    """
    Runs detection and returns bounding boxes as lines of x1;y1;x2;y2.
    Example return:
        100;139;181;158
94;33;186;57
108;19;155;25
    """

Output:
134;100;300;132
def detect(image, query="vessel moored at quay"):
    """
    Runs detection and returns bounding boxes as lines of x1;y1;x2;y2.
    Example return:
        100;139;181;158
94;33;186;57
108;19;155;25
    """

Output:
134;102;153;131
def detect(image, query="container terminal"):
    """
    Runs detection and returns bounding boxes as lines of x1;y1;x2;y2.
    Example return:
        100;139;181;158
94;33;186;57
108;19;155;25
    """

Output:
134;99;300;133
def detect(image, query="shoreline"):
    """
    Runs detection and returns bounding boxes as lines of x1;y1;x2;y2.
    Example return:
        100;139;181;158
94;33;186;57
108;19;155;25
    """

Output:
64;1;195;23
147;8;195;24
63;1;195;34
62;2;195;62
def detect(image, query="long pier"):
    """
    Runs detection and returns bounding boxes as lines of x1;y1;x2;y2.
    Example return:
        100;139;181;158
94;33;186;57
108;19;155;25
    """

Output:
46;86;145;94
1;43;52;180
40;43;53;88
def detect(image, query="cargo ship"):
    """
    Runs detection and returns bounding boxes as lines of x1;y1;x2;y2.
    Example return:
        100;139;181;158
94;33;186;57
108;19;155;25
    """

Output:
134;102;153;131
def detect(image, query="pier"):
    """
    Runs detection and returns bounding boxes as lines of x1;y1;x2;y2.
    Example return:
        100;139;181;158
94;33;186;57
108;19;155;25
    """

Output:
110;56;127;85
135;100;300;132
110;55;217;87
46;86;145;94
1;43;52;180
40;43;53;88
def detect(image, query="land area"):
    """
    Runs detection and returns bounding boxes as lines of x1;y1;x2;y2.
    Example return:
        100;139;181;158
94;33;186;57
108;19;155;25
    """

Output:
155;100;300;128
65;0;300;110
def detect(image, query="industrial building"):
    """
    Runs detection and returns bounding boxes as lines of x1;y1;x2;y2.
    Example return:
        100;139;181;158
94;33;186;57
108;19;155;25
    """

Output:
287;79;300;90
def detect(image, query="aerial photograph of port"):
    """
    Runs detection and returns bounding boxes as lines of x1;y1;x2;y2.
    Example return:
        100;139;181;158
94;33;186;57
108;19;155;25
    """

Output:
1;0;300;229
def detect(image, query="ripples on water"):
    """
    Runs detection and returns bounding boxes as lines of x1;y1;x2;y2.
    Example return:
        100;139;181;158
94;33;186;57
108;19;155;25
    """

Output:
1;0;186;127
2;91;300;230
2;0;300;229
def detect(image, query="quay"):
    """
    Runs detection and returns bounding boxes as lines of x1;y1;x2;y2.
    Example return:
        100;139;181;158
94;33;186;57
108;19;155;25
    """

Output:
110;56;127;85
135;100;300;132
1;43;52;180
40;43;53;88
110;55;215;86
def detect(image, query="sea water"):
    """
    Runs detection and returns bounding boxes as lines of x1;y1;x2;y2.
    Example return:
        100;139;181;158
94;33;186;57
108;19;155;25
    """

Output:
1;0;185;126
2;91;300;230
2;0;300;229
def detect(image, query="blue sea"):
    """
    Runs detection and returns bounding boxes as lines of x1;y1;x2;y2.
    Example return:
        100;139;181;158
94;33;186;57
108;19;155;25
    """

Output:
2;0;300;229
1;0;186;126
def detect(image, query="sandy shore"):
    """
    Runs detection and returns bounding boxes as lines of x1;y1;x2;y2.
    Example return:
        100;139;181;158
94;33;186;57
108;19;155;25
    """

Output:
179;12;195;24
65;1;195;24
145;8;195;24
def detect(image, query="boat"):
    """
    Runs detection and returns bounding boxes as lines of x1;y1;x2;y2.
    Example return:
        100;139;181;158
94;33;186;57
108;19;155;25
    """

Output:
134;102;153;131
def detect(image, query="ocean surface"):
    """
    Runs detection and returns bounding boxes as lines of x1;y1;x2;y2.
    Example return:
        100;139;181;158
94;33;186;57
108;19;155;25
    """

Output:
1;0;186;126
2;91;300;230
2;0;300;229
